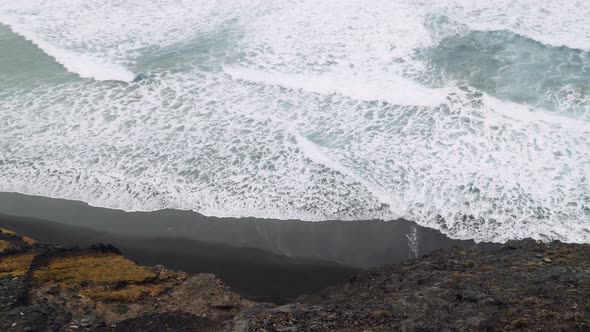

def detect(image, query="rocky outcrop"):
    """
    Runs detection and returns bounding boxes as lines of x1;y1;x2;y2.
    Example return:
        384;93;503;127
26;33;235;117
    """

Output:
232;240;590;331
0;228;254;331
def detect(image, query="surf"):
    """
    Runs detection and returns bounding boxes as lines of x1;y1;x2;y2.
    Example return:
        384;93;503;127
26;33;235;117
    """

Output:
0;20;135;82
0;0;589;244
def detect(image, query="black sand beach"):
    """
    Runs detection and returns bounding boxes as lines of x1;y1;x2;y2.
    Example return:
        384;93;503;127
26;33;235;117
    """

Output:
0;192;497;303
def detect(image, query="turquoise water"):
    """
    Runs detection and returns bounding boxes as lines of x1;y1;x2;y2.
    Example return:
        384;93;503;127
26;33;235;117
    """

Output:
0;0;589;243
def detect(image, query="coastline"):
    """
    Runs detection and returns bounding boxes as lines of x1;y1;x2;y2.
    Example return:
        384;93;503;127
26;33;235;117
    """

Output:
0;213;358;304
0;192;499;303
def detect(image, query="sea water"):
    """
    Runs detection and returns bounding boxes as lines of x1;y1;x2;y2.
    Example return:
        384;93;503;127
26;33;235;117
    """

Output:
0;0;589;243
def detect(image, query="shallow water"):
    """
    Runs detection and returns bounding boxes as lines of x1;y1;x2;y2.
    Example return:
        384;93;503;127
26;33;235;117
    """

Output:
0;0;589;243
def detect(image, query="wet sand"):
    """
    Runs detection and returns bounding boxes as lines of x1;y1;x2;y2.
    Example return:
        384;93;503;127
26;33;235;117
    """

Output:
0;192;497;302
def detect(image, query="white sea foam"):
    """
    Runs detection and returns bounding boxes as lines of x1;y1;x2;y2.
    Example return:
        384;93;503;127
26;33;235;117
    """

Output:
292;132;400;213
0;0;266;80
1;67;589;242
430;0;590;50
224;67;449;107
0;0;589;243
0;18;135;82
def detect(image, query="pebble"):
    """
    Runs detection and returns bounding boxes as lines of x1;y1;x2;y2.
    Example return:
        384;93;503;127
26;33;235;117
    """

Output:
481;298;498;306
46;285;59;294
467;316;484;327
544;257;552;263
564;312;580;321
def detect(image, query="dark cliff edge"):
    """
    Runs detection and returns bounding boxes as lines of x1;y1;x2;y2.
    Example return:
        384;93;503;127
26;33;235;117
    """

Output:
234;239;590;332
1;228;589;331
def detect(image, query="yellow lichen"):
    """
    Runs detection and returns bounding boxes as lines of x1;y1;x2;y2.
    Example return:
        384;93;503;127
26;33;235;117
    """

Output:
0;228;17;235
0;239;13;251
22;236;37;245
32;253;156;284
0;228;36;244
0;253;36;277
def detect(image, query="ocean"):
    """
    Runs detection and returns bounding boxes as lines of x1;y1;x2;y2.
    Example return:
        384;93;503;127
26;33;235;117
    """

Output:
0;0;589;243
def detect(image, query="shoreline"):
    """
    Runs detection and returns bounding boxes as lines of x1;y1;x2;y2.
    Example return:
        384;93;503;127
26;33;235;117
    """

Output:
0;213;359;304
0;192;499;302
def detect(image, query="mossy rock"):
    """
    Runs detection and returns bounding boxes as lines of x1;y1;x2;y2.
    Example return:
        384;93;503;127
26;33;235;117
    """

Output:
81;283;169;302
21;236;37;245
0;228;17;235
33;253;156;285
0;253;36;277
0;239;13;252
0;228;37;246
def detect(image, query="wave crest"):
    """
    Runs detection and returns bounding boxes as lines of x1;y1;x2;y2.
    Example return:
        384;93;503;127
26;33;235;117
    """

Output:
0;20;134;82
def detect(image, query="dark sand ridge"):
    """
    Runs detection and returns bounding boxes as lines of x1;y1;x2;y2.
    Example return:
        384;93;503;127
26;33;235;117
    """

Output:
0;192;498;302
